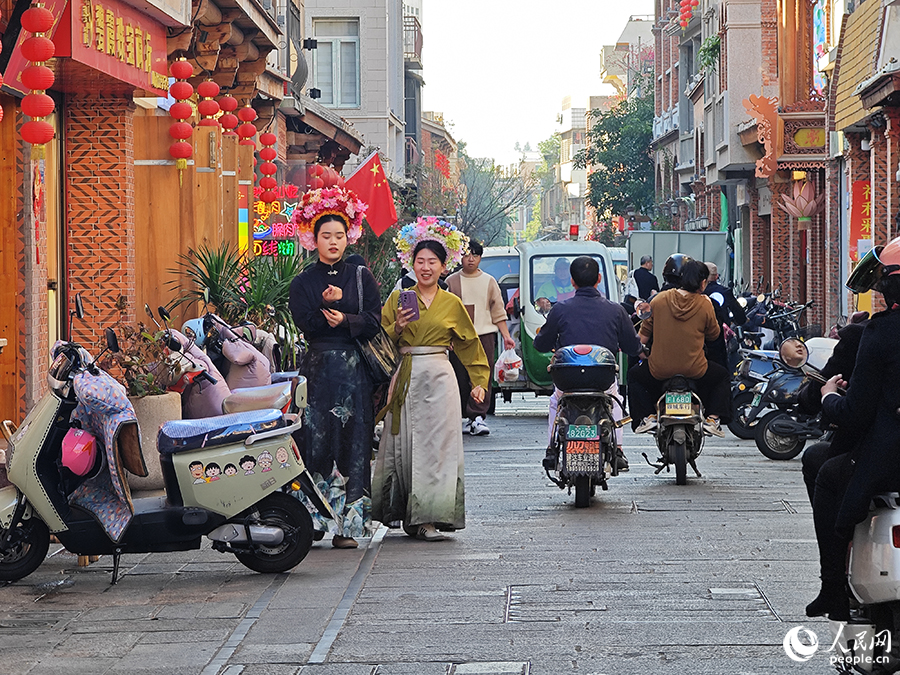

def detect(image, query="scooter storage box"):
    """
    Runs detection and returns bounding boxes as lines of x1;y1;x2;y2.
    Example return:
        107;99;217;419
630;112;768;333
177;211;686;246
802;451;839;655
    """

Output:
850;493;900;605
550;345;617;392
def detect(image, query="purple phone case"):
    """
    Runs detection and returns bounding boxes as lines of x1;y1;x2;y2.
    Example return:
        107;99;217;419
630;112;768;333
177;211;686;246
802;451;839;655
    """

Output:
399;290;420;320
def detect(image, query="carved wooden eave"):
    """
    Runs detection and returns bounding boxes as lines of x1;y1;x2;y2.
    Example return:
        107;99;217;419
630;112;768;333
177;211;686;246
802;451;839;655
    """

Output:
778;100;827;163
742;94;781;177
167;0;283;104
284;96;364;171
856;60;900;110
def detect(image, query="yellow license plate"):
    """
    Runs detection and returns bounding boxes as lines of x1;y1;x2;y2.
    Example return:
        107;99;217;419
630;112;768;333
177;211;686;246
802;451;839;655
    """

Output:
665;392;692;415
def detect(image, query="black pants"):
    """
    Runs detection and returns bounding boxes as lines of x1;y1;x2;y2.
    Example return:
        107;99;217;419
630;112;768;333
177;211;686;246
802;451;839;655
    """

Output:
627;360;731;431
810;445;900;583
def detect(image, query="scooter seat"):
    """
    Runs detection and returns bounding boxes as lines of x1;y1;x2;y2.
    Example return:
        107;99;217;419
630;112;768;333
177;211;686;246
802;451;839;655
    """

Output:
222;382;292;414
157;409;285;455
271;371;299;384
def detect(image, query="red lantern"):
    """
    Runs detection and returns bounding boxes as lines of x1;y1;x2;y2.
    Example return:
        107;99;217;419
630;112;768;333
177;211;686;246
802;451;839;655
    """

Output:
238;105;257;122
21;120;54;145
220;113;238;135
259;132;277;146
21;36;54;62
169;141;192;159
197;80;219;98
259;176;277;190
168;122;193;140
313;164;325;177
237;123;256;139
21;65;54;90
21;5;53;32
260;190;277;203
197;80;220;127
260;162;277;176
169;81;193;101
219;95;238;112
260;147;276;161
18;2;56;158
310;177;325;190
169;101;193;120
197;99;219;117
22;93;54;118
170;60;193;80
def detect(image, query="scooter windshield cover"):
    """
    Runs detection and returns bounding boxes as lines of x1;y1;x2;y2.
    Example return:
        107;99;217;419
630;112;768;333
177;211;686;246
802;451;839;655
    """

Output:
847;246;885;293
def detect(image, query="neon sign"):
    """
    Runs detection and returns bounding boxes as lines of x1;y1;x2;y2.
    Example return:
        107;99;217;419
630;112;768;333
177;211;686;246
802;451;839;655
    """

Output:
253;184;301;258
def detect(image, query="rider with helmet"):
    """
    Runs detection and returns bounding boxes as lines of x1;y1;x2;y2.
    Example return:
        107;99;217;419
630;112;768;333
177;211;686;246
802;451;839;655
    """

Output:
627;256;730;437
805;236;900;622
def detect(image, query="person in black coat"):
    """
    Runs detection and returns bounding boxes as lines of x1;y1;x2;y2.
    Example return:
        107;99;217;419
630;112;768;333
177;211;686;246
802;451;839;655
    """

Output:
805;238;900;622
632;256;660;300
703;262;746;370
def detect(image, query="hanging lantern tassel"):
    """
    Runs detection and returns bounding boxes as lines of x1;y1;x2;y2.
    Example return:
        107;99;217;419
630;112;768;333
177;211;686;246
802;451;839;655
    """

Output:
19;1;57;159
168;58;194;186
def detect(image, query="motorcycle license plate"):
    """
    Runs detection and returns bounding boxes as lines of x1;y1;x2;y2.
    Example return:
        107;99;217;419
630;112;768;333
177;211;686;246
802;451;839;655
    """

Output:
664;392;692;415
564;425;601;473
751;393;761;408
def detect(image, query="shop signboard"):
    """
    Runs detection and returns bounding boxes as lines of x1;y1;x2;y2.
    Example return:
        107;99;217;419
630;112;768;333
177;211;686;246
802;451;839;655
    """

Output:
1;0;68;96
850;180;873;313
253;185;301;259
5;0;169;96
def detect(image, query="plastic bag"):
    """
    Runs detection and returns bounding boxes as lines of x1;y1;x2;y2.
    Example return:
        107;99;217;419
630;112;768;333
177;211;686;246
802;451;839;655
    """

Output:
494;348;523;383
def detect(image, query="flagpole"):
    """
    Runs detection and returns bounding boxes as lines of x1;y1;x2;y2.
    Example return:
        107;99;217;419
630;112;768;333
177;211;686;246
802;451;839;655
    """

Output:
345;150;380;182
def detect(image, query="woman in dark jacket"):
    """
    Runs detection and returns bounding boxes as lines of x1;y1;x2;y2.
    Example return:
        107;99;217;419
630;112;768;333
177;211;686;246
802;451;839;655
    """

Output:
288;188;381;548
806;237;900;620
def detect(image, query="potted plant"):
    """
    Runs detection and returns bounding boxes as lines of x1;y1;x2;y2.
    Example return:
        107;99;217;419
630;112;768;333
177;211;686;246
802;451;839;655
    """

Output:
98;296;182;491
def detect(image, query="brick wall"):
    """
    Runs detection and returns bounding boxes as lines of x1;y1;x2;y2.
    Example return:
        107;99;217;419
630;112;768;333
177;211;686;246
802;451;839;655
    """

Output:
65;96;137;346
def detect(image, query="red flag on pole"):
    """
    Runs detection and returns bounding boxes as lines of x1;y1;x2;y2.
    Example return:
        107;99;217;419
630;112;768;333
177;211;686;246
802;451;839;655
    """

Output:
345;152;398;236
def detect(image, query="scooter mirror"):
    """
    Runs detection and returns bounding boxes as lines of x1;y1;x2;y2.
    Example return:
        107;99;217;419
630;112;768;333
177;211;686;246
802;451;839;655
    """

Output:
166;334;183;352
105;327;120;353
779;337;808;369
144;303;155;320
158;306;172;323
74;294;85;319
183;326;196;339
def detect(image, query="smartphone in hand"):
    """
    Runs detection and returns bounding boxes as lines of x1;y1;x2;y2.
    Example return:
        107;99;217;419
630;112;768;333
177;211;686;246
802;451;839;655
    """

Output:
398;290;420;321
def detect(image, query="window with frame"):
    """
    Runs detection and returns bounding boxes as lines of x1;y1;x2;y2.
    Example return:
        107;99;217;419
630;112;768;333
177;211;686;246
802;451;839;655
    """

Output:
312;19;360;108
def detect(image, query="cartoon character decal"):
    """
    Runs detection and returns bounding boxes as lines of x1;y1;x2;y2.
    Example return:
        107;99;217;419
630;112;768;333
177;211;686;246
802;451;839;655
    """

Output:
205;462;222;481
224;463;237;477
257;450;273;472
190;461;207;484
276;447;290;469
240;455;256;475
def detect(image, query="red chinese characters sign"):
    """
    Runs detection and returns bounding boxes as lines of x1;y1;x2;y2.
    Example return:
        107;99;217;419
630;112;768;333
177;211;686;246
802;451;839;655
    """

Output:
71;0;169;95
849;181;872;263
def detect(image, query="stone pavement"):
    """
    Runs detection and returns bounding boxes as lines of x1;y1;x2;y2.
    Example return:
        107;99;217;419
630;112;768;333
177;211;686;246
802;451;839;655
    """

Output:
0;395;839;674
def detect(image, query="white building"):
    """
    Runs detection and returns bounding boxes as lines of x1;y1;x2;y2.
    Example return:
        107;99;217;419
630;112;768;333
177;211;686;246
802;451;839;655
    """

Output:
306;0;406;182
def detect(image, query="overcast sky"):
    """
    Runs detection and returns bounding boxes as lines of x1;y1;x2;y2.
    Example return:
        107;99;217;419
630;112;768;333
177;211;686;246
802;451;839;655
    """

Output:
421;0;655;167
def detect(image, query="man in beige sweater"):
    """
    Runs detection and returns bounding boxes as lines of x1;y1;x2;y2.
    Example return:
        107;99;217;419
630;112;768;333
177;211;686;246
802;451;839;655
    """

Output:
446;240;516;435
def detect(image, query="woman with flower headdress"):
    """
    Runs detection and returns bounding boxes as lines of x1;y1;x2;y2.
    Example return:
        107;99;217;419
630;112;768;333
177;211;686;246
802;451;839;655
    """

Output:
372;217;490;542
288;186;381;549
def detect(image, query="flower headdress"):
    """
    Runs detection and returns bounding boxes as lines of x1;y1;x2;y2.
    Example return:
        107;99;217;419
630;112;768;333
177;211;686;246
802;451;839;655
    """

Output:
290;186;368;251
394;216;469;269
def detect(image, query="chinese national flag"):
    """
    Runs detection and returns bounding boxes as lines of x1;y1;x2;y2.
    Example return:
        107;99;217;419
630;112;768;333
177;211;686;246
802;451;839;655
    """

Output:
345;152;398;236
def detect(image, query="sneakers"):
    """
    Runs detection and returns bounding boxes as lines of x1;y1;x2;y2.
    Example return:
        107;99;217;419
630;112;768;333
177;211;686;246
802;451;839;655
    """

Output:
416;523;447;542
615;448;629;472
462;419;471;434
703;417;726;438
470;416;490;436
635;415;658;434
332;535;358;549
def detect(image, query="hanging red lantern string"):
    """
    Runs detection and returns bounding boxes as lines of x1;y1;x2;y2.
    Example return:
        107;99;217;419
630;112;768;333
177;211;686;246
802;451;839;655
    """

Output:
219;95;238;136
168;58;194;185
197;80;220;127
258;131;277;203
237;104;257;148
0;8;4;123
19;1;56;158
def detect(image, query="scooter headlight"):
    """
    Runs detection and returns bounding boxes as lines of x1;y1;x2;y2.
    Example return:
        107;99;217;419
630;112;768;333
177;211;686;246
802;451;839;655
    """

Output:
47;351;74;392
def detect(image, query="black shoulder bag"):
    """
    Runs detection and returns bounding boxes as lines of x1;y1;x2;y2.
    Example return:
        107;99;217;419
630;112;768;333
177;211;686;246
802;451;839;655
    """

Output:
355;265;399;384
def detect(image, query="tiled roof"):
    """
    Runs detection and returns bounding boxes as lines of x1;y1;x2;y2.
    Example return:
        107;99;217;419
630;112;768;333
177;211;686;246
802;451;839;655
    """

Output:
834;0;884;130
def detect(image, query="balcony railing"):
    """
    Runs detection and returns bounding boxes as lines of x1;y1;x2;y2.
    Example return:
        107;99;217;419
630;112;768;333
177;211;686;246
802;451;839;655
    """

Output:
404;16;423;67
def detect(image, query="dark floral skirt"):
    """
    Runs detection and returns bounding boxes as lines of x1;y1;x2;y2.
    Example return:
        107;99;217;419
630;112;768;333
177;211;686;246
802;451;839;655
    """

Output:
296;346;374;537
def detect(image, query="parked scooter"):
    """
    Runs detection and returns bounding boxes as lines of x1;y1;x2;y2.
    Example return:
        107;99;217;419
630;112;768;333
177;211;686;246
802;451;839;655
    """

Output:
640;376;707;485
744;337;836;460
543;346;625;508
729;346;780;439
0;299;331;584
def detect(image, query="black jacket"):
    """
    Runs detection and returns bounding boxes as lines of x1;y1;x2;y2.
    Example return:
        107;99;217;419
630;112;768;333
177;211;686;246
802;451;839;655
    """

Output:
633;267;659;301
705;280;747;327
822;309;900;533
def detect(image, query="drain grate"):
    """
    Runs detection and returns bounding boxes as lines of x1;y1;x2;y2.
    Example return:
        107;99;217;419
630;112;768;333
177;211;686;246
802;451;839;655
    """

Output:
449;663;530;675
504;584;608;623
